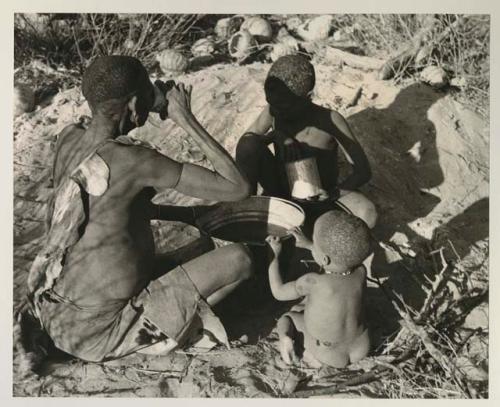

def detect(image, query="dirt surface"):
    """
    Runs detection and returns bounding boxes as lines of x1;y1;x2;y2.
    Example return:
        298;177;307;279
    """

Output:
13;60;489;397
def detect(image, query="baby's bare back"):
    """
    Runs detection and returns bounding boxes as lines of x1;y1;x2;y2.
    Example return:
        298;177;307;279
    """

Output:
304;265;366;345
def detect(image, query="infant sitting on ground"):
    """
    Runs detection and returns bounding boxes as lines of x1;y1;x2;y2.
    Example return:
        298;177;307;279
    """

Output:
266;210;372;368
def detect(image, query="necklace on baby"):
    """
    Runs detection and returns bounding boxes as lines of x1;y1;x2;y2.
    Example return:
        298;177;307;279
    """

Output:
301;260;354;276
323;267;354;276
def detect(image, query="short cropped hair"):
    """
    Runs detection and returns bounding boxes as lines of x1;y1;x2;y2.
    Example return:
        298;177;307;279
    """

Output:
313;210;372;269
265;54;315;97
82;55;152;110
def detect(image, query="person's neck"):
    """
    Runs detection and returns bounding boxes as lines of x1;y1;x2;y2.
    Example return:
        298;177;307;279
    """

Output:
86;113;121;144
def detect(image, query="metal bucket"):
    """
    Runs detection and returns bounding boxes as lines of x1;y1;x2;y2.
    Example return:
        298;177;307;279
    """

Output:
196;196;305;244
285;156;323;200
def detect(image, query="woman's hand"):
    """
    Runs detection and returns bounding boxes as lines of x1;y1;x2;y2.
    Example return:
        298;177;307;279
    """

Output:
275;132;302;163
165;82;193;125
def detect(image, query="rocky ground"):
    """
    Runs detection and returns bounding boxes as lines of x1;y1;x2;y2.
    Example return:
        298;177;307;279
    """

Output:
13;57;489;397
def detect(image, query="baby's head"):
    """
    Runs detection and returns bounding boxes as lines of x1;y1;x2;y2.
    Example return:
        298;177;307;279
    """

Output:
82;55;156;133
264;54;315;120
311;210;372;273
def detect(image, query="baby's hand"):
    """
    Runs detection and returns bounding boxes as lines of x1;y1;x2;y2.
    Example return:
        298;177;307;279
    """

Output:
288;227;313;250
266;235;282;257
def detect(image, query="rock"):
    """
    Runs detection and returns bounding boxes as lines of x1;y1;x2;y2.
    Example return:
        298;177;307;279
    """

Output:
406;140;423;163
241;16;273;43
228;30;258;60
156;49;189;77
296;15;333;42
390;231;410;247
420;66;448;89
450;76;467;88
14;84;35;118
463;303;488;330
333;26;355;42
123;39;135;50
191;37;215;57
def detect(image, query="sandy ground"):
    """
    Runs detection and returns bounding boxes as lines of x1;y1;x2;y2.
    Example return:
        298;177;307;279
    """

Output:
13;60;489;397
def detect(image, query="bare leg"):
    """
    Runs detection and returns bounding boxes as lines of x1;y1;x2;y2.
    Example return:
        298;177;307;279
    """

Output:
152;204;215;225
236;133;284;196
276;311;305;365
152;235;215;279
180;243;254;306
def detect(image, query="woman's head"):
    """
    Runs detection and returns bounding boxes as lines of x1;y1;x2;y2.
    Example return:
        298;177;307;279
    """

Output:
82;56;156;133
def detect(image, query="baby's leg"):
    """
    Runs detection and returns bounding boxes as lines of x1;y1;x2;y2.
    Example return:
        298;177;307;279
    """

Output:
276;311;305;365
348;329;370;364
236;132;284;196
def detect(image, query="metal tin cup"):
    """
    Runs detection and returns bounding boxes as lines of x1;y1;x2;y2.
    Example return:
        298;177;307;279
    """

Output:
285;156;323;200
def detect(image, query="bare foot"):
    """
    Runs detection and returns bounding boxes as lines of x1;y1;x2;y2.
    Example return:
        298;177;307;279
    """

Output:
279;336;298;365
137;338;178;355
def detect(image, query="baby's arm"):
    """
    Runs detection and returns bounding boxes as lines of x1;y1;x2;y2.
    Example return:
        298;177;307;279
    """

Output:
266;235;318;301
288;227;313;250
266;236;302;301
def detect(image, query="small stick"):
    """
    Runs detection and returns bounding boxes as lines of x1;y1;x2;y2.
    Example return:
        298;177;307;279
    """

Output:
393;302;470;397
292;348;416;398
346;86;363;108
447;239;462;261
132;367;182;378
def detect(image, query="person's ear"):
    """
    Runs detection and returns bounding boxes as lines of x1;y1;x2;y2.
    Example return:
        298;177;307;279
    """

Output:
128;95;139;126
322;254;331;266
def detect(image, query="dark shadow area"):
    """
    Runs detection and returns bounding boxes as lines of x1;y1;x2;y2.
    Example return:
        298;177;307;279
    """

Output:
213;242;297;343
347;82;446;241
432;197;489;260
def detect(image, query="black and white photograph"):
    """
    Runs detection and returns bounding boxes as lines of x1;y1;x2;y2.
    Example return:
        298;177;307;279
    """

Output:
10;6;491;399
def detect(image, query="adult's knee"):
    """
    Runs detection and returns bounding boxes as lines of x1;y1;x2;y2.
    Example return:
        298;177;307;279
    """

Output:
229;243;254;280
236;133;265;158
337;192;378;228
359;198;378;229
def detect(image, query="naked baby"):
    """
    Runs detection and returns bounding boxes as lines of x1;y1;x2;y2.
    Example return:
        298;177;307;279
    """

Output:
266;210;372;368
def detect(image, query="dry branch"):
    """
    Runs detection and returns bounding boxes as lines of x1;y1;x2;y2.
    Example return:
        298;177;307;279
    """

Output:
378;16;462;80
393;301;470;397
318;47;385;71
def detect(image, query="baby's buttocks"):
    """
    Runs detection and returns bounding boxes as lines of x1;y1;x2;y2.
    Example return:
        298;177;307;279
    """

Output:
303;328;370;368
303;331;350;368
